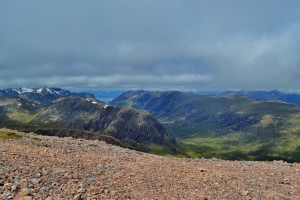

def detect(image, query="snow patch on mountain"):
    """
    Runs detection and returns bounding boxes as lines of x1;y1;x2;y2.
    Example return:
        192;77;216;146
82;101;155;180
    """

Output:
0;87;97;106
36;87;45;94
12;87;34;94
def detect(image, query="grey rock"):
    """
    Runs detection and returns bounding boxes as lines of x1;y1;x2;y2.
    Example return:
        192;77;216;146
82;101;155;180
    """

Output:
4;183;12;188
30;178;40;185
11;184;16;192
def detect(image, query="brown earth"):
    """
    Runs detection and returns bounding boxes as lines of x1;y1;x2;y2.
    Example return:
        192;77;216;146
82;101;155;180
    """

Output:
0;129;299;200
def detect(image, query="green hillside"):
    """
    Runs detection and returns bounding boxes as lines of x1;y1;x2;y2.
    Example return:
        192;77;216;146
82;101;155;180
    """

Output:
112;91;300;162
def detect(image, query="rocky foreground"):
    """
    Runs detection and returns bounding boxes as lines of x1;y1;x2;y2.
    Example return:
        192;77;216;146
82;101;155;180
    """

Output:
0;129;300;200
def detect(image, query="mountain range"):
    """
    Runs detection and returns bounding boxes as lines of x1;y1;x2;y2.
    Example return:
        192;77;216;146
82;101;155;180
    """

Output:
0;87;96;106
111;90;300;161
221;90;300;106
2;87;300;162
0;88;177;153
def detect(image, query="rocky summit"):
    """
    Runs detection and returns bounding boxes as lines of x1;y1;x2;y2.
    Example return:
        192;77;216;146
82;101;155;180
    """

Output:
0;129;300;199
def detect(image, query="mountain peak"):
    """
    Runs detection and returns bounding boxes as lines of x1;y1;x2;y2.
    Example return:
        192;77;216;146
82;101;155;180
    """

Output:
0;87;96;106
36;87;47;94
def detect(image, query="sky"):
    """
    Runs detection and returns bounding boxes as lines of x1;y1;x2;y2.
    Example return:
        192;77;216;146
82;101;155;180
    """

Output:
1;0;300;91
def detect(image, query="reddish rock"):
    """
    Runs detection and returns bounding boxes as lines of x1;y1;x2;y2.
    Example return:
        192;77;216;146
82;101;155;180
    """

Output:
14;188;31;200
0;129;299;199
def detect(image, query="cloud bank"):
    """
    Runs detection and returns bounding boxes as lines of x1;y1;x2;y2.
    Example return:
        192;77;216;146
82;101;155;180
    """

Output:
1;0;300;90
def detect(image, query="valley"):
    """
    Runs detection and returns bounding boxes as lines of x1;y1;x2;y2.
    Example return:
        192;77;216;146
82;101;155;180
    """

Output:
111;90;300;162
1;87;300;162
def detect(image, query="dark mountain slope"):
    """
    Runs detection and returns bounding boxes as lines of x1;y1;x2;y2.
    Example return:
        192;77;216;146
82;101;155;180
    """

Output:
0;96;177;152
33;97;176;149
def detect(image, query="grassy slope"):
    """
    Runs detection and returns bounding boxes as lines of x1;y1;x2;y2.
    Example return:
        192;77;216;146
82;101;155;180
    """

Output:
168;111;300;162
145;95;300;162
0;130;22;139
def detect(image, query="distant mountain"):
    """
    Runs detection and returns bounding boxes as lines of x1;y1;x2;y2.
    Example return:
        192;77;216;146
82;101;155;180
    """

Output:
111;90;194;118
0;87;96;106
79;89;126;103
221;90;300;105
0;95;177;152
112;90;300;161
33;97;176;149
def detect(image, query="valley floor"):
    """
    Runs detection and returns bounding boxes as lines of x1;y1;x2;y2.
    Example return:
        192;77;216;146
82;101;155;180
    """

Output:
1;129;300;200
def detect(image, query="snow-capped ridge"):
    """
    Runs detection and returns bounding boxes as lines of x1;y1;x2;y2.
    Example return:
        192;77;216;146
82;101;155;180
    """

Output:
0;87;87;97
12;87;34;94
36;87;44;94
0;87;96;106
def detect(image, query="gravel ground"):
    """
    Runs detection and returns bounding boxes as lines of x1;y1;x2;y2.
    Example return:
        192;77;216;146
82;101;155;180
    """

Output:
1;128;300;200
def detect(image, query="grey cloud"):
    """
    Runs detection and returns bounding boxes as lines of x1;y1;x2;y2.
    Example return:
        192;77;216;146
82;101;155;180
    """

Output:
2;74;212;89
188;23;300;89
1;0;300;90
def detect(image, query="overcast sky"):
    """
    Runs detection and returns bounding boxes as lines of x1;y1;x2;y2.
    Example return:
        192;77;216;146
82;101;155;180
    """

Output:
1;0;300;90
